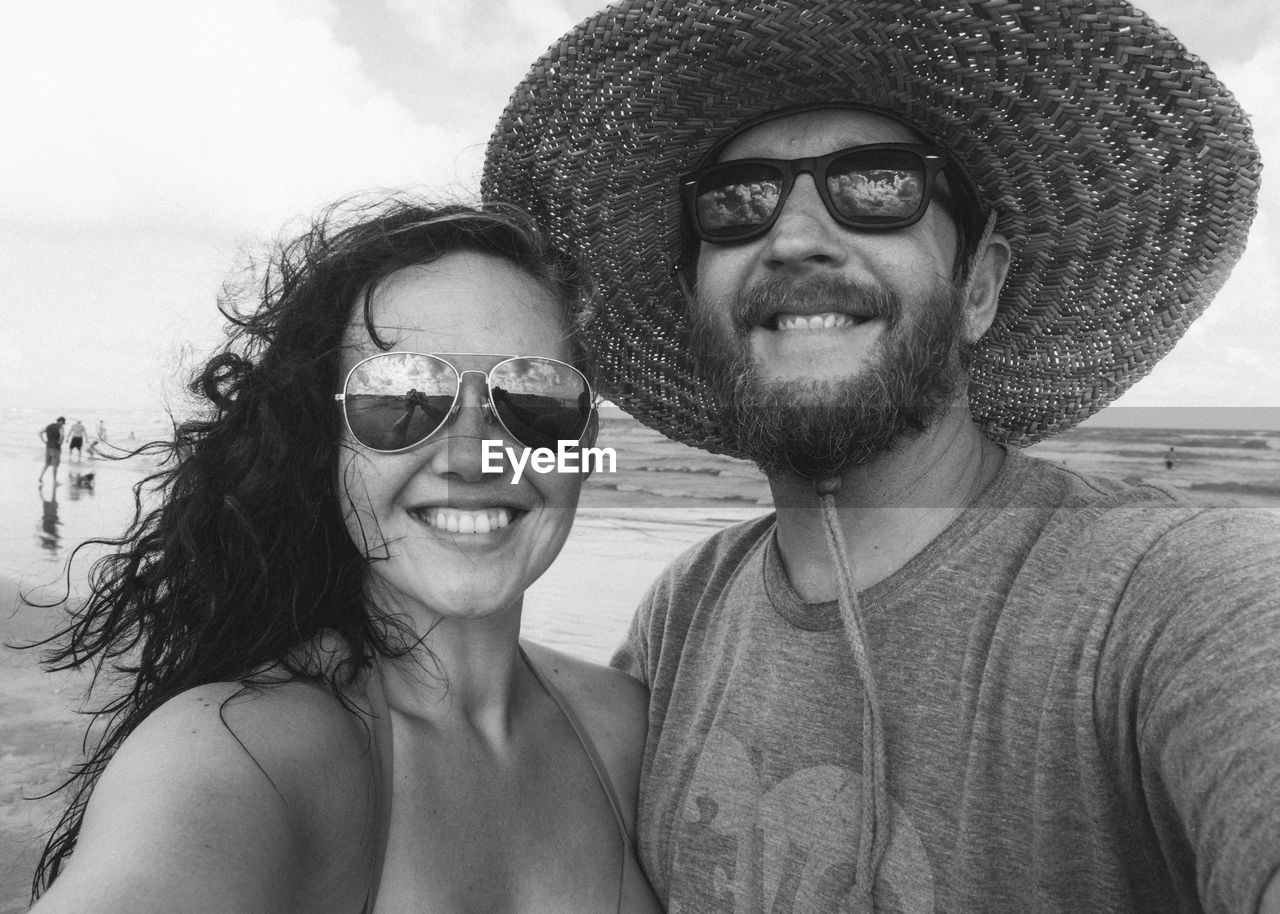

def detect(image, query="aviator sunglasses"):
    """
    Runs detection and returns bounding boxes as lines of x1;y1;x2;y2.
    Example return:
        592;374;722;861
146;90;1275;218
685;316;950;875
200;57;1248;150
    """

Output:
681;142;950;243
335;352;593;454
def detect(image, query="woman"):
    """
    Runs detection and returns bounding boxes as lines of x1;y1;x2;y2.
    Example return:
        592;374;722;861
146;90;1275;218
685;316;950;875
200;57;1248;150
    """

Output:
30;199;663;913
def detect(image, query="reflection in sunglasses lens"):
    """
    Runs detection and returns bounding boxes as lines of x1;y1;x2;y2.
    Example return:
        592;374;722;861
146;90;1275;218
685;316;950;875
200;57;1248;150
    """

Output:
491;358;589;451
343;354;590;452
346;390;453;451
693;147;931;237
696;163;784;235
828;153;924;222
344;354;456;450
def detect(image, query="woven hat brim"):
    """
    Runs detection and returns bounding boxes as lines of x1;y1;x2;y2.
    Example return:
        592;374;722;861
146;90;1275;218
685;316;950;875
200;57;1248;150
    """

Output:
483;0;1262;452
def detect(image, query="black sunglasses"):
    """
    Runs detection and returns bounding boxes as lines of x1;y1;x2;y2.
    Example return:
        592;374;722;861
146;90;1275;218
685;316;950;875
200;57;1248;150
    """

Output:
335;352;593;454
681;143;950;243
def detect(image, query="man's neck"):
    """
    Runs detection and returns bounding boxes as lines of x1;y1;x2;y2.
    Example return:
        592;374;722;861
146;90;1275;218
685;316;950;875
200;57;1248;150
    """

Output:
767;407;1004;602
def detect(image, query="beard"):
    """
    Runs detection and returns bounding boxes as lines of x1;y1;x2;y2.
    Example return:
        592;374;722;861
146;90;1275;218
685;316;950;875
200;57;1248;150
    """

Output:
689;273;973;479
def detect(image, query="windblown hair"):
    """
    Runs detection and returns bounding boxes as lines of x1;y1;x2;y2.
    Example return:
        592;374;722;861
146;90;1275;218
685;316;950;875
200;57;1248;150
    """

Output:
29;196;588;897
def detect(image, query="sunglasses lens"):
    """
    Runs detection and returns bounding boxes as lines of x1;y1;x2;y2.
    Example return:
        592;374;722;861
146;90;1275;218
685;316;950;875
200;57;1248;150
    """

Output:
343;353;457;450
694;162;785;239
489;358;591;451
826;148;928;226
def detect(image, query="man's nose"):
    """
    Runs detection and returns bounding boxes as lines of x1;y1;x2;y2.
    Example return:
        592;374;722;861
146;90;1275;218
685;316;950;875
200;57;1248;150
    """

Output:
761;173;850;271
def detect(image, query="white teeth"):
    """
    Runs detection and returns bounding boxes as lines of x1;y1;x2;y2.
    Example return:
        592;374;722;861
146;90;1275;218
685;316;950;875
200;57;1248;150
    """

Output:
419;507;513;534
775;312;856;330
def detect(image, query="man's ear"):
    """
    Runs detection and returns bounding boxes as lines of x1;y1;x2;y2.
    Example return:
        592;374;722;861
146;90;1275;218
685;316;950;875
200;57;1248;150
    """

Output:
964;230;1011;342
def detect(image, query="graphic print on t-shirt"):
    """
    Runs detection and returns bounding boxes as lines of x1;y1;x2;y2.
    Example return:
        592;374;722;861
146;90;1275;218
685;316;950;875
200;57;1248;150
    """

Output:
667;729;935;914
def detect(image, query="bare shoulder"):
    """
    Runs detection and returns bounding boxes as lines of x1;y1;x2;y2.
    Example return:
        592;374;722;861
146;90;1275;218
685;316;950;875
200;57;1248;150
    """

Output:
522;641;650;826
35;677;376;914
523;640;649;734
172;676;372;772
120;677;375;808
155;677;381;853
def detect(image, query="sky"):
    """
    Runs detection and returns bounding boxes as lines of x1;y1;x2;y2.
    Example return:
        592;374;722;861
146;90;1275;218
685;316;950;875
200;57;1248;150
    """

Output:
1;0;1277;420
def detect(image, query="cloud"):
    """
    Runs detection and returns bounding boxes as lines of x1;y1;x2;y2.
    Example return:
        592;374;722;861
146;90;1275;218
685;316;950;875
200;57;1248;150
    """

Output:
390;0;595;49
0;0;1274;413
372;0;605;167
0;0;469;238
1146;0;1277;67
0;0;468;412
1114;24;1280;409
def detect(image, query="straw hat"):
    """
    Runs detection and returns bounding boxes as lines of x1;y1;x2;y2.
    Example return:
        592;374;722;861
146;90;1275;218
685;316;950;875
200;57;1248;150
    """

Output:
482;0;1261;451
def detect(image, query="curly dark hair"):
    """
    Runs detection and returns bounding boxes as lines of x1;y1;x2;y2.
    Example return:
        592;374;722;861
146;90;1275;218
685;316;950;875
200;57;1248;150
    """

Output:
28;196;589;898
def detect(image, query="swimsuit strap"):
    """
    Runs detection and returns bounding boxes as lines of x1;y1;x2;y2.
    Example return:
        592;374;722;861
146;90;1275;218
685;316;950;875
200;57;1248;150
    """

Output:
518;645;635;852
363;649;633;914
520;646;634;914
362;659;394;914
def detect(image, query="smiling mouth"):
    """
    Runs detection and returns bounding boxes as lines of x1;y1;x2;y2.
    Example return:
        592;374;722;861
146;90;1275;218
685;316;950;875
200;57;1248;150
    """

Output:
770;312;872;331
411;506;518;534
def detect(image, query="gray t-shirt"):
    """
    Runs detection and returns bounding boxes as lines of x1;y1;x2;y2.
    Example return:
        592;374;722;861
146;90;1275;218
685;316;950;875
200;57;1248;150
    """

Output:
613;450;1280;913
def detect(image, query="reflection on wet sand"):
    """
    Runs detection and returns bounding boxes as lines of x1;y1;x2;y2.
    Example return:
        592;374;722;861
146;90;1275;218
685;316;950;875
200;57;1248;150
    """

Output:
38;485;60;554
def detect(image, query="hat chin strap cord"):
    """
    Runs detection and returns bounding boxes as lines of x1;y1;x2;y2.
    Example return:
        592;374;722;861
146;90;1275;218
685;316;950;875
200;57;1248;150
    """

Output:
809;211;999;907
814;473;887;909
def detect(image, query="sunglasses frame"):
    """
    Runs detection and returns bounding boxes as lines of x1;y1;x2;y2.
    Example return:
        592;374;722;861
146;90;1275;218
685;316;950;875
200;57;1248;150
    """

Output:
334;352;594;454
680;142;950;244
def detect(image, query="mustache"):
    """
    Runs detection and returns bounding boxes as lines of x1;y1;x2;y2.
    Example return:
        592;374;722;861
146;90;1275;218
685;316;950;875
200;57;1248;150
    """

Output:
687;273;970;478
726;275;901;334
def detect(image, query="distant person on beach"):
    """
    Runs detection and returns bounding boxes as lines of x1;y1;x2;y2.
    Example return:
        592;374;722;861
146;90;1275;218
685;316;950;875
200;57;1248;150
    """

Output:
1167;446;1177;470
28;200;660;913
67;420;86;460
37;416;65;485
85;419;106;458
485;1;1280;911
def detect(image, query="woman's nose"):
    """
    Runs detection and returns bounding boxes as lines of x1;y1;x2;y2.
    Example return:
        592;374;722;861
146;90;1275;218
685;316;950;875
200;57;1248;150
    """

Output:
429;372;501;482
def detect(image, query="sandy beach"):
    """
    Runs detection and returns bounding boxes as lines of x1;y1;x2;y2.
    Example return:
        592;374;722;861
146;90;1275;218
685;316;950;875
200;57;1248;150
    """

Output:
2;407;1278;910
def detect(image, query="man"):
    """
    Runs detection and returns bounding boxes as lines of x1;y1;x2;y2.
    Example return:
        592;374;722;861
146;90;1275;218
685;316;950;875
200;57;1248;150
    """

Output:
67;418;87;461
483;1;1278;911
39;416;66;485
